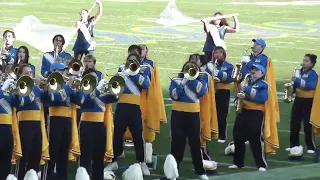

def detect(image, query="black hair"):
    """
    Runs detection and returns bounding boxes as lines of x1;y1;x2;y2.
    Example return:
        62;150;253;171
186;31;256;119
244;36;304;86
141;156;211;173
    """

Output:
128;45;142;55
15;46;30;64
2;30;15;38
16;64;30;78
127;53;140;63
199;54;206;65
305;54;317;66
213;46;227;60
52;34;65;46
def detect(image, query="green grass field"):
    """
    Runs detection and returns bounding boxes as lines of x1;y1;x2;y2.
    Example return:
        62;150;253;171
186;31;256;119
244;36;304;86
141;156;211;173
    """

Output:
1;0;320;179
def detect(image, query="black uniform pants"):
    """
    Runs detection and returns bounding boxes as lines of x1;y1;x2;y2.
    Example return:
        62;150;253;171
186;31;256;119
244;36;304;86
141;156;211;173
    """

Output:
17;121;42;180
79;121;106;180
233;109;267;168
290;97;315;150
0;125;13;180
113;103;144;162
170;110;205;175
43;116;71;180
215;89;230;140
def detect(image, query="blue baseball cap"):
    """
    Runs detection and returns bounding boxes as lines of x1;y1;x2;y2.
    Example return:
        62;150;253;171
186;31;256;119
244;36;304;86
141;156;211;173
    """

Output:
252;38;266;48
50;61;67;71
251;64;266;75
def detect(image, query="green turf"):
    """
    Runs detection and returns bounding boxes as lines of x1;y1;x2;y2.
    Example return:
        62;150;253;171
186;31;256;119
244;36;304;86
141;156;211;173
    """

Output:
1;0;320;179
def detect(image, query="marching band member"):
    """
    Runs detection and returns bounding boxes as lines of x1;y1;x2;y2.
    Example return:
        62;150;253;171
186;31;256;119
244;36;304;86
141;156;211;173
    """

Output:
104;53;151;176
73;0;103;60
287;54;318;156
13;64;49;180
74;68;118;180
0;78;22;179
168;61;209;180
40;34;71;78
83;55;102;81
230;65;268;171
189;54;218;166
206;47;233;143
42;61;79;180
201;12;239;62
1;30;18;65
15;46;36;78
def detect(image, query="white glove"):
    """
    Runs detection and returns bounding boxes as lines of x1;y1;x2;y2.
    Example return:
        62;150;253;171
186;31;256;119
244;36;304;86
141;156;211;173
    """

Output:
2;79;15;91
96;79;107;91
294;70;301;78
241;56;250;64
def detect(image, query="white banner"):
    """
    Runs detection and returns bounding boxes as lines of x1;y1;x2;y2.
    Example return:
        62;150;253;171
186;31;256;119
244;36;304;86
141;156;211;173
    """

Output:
155;0;199;27
14;15;77;53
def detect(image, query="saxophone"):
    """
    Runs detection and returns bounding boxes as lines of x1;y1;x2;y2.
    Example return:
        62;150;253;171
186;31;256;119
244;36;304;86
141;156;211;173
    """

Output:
283;64;302;103
235;73;250;113
232;47;250;82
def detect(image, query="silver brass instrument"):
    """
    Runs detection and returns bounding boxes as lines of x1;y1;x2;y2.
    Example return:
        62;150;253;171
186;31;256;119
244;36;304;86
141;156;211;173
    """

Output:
235;73;250;113
169;63;206;87
39;72;65;92
232;47;250;82
53;45;59;61
100;75;125;96
78;74;98;94
68;59;83;75
5;75;34;96
284;64;302;103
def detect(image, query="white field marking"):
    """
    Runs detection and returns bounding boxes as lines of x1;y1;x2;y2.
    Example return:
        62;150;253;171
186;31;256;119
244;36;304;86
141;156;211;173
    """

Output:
226;1;320;6
0;2;25;6
104;0;169;2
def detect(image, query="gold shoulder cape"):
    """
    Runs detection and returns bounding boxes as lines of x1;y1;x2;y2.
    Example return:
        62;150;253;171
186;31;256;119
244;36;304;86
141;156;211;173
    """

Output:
104;104;114;162
12;108;22;163
310;77;320;134
68;104;80;161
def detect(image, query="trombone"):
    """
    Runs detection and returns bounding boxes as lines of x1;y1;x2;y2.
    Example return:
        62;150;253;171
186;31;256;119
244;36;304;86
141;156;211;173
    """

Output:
4;75;34;97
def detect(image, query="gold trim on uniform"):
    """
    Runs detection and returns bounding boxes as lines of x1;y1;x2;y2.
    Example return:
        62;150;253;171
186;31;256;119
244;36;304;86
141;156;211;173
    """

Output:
296;89;315;98
0;114;12;124
172;101;200;112
215;83;231;90
118;94;141;105
243;100;265;111
49;106;72;117
17;111;41;121
81;112;104;122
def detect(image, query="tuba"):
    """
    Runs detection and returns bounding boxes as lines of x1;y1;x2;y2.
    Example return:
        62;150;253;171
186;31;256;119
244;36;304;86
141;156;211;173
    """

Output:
232;47;250;82
5;75;34;96
284;64;302;103
100;75;125;96
235;73;251;113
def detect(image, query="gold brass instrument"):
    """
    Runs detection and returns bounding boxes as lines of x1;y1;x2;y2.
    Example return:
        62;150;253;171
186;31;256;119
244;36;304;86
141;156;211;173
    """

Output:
68;59;83;75
182;62;200;80
232;47;250;82
284;64;302;103
53;45;59;61
100;75;125;96
235;73;251;113
39;72;65;92
124;60;148;76
78;74;98;94
5;75;34;96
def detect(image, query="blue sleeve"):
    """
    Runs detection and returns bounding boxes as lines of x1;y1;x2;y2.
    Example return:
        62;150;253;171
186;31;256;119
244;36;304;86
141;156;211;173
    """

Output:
129;70;150;89
77;89;102;105
17;87;40;107
169;80;184;100
186;75;208;98
244;84;268;104
99;94;119;104
261;56;268;69
294;73;318;90
217;64;233;83
41;55;49;78
49;84;72;103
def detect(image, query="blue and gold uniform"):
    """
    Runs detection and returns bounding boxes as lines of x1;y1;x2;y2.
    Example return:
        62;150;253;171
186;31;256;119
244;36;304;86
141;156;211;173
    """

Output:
14;85;49;180
206;60;233;141
4;46;18;64
233;65;269;169
76;82;118;180
73;19;96;60
112;64;150;163
40;51;71;78
0;81;22;179
290;68;318;151
168;71;208;176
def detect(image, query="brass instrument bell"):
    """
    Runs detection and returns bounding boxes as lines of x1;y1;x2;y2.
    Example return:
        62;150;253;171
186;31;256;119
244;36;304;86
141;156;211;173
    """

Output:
183;62;199;80
102;75;125;96
6;75;34;97
80;74;98;94
68;59;83;75
46;72;65;92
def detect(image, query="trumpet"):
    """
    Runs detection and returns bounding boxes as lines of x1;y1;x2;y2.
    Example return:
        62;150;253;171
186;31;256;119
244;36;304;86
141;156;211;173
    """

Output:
235;73;251;113
68;59;83;75
99;75;125;96
53;45;59;61
232;47;250;82
4;75;34;97
284;64;302;103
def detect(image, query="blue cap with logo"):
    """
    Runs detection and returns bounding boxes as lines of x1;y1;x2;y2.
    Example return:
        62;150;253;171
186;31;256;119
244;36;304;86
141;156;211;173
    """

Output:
50;61;67;72
252;38;266;48
251;64;266;75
